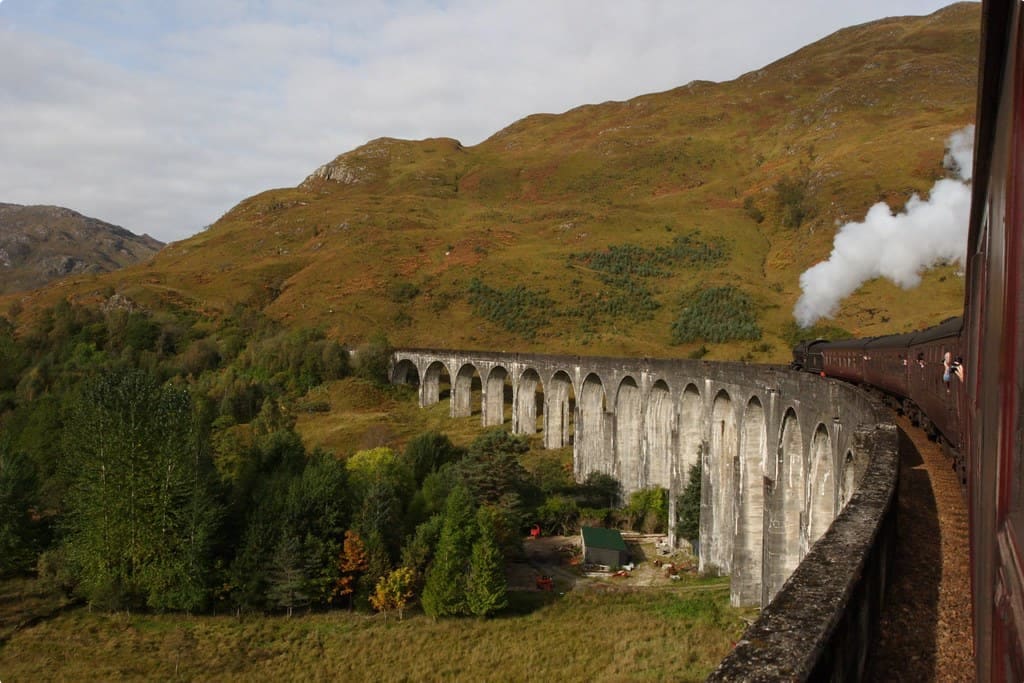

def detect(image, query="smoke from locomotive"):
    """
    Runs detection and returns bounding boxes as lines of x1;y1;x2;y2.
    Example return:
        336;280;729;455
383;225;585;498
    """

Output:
793;125;975;328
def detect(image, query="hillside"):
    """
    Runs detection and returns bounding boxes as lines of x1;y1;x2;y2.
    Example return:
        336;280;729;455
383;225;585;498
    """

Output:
2;3;979;361
0;203;163;296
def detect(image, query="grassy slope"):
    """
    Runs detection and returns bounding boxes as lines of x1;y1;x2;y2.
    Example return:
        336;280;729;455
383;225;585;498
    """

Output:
2;4;977;363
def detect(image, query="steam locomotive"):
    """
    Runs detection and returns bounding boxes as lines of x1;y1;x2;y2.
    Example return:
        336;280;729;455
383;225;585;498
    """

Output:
791;0;1022;677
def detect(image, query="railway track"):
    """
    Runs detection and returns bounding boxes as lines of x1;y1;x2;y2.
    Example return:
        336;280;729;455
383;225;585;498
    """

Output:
867;415;973;681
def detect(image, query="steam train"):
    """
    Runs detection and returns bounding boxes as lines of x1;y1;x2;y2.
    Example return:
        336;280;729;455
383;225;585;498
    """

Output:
793;1;1022;678
791;315;968;483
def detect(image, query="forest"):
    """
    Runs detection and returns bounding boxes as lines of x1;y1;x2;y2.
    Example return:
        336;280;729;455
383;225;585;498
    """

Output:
0;298;691;620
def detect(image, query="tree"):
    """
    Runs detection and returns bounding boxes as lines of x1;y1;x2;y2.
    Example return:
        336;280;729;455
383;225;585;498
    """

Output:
370;566;416;621
421;485;476;618
581;471;622;508
333;530;368;608
676;462;703;544
354;332;392;385
61;368;219;611
536;495;579;536
403;431;463;485
0;447;41;576
356;530;392;610
267;534;310;617
466;507;508;618
281;450;350;604
401;514;443;583
457;429;534;509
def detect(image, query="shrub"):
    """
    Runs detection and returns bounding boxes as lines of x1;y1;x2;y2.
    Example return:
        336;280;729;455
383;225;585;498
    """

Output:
467;279;551;340
670;286;762;344
742;196;764;223
627;487;669;533
774;174;811;228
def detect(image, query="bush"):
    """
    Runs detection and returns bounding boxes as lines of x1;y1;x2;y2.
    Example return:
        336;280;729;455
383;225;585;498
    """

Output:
626;487;669;533
774;174;811;228
387;281;420;303
742;196;764;223
467;279;551;340
670;286;762;344
536;495;580;536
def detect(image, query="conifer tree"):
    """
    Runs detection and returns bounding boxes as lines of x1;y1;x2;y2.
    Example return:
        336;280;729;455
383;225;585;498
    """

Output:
267;533;310;617
466;507;508;618
421;484;476;617
61;368;218;610
676;461;703;544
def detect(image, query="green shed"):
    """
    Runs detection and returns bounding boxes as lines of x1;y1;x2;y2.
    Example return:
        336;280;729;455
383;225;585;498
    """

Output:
581;526;630;567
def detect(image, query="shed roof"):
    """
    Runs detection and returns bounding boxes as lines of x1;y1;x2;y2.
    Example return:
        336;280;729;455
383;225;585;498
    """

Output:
581;526;628;551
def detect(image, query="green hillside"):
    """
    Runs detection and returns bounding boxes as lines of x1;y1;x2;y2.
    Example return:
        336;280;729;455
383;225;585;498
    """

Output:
3;3;978;361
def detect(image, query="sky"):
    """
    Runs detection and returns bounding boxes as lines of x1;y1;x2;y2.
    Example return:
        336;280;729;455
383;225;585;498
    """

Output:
0;1;966;243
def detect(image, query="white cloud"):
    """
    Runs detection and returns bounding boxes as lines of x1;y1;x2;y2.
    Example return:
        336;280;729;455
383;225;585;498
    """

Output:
793;125;974;327
0;0;964;242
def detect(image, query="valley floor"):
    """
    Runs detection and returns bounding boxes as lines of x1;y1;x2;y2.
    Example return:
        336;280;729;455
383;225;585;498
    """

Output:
0;561;746;681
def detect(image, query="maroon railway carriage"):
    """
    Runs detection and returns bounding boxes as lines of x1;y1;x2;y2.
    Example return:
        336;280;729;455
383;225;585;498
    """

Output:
863;331;916;398
963;0;1024;678
905;317;964;450
819;337;870;383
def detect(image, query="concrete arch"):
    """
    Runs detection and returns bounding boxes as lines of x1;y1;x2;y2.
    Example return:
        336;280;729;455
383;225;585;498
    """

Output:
703;390;737;575
645;380;674;490
422;360;451;406
678;384;704;484
484;365;510;426
733;396;767;606
807;425;836;547
576;373;608;481
765;408;805;602
452;363;480;418
545;370;575;449
514;368;543;436
841;450;856;506
615;376;643;492
391;358;420;386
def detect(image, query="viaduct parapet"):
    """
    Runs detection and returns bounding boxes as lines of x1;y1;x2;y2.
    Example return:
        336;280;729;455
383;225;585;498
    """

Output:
391;348;891;611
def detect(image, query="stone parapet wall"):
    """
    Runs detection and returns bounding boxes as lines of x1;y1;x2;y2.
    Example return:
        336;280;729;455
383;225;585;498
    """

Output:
708;416;898;681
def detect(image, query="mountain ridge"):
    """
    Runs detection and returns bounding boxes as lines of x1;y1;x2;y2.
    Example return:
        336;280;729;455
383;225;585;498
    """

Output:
0;202;163;296
1;3;979;363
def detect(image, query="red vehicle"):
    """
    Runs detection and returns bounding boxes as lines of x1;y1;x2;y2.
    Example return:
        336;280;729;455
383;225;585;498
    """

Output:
791;1;1023;676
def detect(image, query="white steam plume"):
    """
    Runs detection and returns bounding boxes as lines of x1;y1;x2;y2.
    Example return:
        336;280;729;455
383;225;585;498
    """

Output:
793;124;974;328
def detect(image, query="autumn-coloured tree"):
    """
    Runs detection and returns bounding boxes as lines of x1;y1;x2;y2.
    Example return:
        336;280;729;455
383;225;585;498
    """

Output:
332;530;368;608
369;566;416;621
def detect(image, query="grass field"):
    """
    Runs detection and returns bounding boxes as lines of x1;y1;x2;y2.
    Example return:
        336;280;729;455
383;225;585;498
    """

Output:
0;577;748;682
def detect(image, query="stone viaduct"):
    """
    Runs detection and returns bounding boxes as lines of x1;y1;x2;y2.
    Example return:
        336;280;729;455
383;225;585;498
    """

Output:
390;349;888;610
